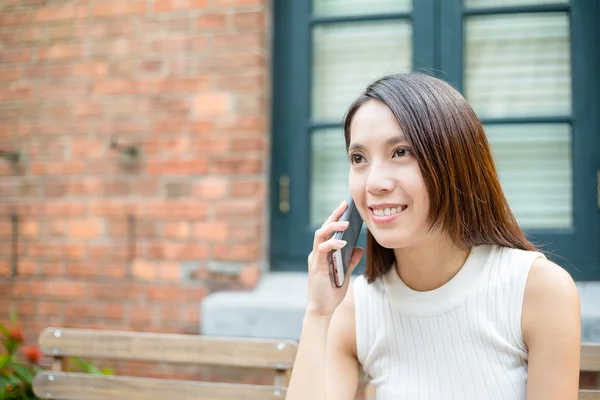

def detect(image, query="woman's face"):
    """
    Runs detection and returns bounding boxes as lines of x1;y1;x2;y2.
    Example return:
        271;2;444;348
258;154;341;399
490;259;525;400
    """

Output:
348;99;431;249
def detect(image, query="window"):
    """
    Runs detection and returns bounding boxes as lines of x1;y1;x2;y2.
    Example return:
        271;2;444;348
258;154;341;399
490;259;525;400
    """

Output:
270;0;600;280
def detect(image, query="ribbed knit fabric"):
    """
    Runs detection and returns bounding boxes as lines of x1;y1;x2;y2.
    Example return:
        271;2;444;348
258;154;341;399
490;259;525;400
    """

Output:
353;245;545;400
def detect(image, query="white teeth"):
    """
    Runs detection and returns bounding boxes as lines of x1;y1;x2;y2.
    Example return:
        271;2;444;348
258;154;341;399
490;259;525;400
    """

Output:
373;207;403;216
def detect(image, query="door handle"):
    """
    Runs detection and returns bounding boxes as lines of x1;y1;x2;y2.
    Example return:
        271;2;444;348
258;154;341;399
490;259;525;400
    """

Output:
279;175;290;214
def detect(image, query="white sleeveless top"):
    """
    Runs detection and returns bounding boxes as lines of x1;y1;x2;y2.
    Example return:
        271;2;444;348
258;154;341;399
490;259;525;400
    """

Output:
353;245;545;400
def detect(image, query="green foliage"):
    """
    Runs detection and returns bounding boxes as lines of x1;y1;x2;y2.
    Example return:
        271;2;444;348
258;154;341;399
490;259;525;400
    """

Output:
0;310;113;400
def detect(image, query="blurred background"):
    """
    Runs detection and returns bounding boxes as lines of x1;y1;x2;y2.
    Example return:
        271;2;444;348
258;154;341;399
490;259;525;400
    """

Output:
0;0;598;394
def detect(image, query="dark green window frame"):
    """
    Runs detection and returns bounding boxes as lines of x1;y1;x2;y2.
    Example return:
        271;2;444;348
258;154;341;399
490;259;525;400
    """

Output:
270;0;600;280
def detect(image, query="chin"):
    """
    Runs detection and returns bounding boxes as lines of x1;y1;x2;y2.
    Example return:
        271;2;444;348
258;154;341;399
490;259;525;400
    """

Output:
369;229;416;250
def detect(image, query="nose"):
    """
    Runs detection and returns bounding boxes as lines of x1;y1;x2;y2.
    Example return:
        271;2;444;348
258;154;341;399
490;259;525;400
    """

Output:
365;163;395;194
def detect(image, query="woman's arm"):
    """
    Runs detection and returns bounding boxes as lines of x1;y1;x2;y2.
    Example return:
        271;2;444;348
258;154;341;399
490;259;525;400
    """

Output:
285;285;360;400
285;200;363;400
523;257;581;400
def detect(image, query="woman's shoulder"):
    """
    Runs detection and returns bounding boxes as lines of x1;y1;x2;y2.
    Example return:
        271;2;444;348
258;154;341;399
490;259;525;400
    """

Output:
522;257;580;335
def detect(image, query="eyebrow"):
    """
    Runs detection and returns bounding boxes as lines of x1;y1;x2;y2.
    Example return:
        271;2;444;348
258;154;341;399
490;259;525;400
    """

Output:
348;135;408;152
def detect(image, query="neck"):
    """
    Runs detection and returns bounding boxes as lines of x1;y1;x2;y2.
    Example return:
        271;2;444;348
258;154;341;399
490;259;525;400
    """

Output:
392;236;470;292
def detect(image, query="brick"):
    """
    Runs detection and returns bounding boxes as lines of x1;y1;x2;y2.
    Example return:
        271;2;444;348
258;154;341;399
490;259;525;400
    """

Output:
30;201;85;217
215;72;264;91
230;179;264;197
132;259;156;280
66;303;105;319
228;222;260;241
193;92;231;117
212;32;262;51
105;304;124;320
0;28;39;44
197;14;227;30
31;161;85;176
215;115;264;132
31;280;87;299
29;244;84;261
230;137;266;151
148;242;209;261
74;103;104;117
164;221;191;239
239;264;262;289
69;219;101;239
145;201;208;219
0;12;31;26
130;305;153;324
39;262;64;277
44;25;75;40
88;245;128;261
158;261;181;282
21;219;38;238
72;62;109;77
214;0;262;5
192;177;229;199
0;49;30;63
35;5;87;22
154;0;208;12
214;199;262;218
66;263;102;278
213;243;260;261
232;11;265;31
37;44;83;61
209;155;262;174
192;137;229;152
194;222;228;241
146;160;208;175
38;302;63;317
91;39;143;58
18;259;37;276
104;263;127;279
88;282;146;301
71;140;104;158
93;2;146;18
89;201;137;217
0;87;32;102
150;36;206;53
36;83;87;100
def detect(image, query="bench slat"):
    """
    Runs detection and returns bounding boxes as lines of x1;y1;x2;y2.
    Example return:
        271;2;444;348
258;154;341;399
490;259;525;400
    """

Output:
582;343;600;372
38;327;297;370
579;390;600;400
32;371;286;400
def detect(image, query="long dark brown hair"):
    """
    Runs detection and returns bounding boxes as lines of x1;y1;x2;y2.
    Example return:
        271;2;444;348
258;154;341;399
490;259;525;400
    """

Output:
343;73;538;283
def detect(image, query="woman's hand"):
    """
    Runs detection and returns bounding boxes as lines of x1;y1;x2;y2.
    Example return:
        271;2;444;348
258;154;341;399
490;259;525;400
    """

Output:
306;200;364;318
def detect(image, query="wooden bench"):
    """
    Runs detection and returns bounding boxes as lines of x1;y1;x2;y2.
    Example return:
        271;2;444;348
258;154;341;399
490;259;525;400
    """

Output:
32;327;298;400
581;343;600;400
365;343;600;400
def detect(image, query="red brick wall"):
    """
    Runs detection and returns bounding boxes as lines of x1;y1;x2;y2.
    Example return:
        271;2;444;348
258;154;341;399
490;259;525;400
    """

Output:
0;0;270;361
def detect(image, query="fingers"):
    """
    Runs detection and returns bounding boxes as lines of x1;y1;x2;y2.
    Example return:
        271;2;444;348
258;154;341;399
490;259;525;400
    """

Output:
313;220;349;248
317;238;347;254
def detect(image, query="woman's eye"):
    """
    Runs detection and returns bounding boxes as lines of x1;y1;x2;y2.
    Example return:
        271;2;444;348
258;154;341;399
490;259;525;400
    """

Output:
350;154;364;164
393;148;410;158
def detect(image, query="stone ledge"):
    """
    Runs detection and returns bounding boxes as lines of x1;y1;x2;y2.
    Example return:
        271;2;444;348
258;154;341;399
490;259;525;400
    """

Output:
200;272;600;343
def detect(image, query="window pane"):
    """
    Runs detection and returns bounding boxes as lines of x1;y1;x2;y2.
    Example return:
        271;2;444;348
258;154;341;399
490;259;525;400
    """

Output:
486;124;572;229
312;20;412;122
466;0;567;7
313;0;411;17
465;13;571;118
310;129;349;226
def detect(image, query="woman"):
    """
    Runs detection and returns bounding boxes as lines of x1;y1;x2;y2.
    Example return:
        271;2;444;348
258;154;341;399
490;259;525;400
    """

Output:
285;73;581;400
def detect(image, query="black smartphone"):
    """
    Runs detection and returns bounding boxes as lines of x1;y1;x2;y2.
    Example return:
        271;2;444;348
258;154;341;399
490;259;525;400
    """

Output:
329;198;363;287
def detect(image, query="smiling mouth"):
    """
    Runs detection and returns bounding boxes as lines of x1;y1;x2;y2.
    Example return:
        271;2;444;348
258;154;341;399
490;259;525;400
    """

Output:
370;205;408;217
